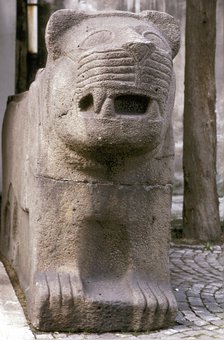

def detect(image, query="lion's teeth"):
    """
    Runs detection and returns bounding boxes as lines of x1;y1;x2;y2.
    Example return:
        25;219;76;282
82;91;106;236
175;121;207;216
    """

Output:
93;89;107;114
100;98;115;117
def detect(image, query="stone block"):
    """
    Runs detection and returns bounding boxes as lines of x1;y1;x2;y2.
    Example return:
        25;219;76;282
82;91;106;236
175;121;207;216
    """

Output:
1;9;180;332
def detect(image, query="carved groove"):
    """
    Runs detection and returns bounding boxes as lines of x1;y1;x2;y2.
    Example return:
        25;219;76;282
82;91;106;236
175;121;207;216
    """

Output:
151;283;169;327
137;280;148;313
78;49;131;66
58;273;63;308
138;281;157;329
77;73;135;86
44;272;51;310
68;274;74;306
78;64;135;75
78;57;135;71
143;67;171;82
151;51;173;67
145;59;172;74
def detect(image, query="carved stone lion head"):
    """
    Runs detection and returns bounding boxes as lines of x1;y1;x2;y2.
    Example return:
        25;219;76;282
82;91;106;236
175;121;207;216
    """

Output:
43;10;180;161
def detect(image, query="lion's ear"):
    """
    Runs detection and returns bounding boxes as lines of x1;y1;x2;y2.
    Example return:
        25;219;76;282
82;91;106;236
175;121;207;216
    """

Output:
140;11;180;59
45;9;89;59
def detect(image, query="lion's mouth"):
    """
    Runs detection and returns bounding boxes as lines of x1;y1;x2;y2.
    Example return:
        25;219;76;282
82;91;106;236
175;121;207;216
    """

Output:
58;90;163;158
114;94;150;115
78;92;154;117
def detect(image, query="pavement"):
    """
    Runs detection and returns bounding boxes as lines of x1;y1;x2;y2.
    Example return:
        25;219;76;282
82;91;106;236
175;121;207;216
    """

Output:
1;243;224;340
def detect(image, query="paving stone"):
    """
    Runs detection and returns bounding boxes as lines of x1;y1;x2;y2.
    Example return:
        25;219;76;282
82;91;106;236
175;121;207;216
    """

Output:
188;298;204;306
35;334;55;340
191;319;208;327
213;327;224;334
0;261;34;340
204;325;219;331
210;319;224;326
193;311;219;322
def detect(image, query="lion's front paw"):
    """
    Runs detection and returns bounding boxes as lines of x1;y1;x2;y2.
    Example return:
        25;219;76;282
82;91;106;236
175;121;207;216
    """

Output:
29;271;84;330
126;272;177;331
150;282;177;329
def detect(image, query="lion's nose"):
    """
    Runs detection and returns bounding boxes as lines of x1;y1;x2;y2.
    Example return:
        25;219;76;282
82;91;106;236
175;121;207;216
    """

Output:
122;41;155;62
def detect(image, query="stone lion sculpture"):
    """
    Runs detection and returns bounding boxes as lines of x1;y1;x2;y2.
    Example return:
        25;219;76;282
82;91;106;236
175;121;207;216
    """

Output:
1;10;180;332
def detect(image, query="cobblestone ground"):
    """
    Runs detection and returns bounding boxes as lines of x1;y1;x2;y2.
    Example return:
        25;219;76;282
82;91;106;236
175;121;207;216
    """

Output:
1;244;224;340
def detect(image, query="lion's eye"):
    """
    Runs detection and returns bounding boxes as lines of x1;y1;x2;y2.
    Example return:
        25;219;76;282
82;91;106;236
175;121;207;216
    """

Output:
143;31;168;50
135;25;169;51
80;30;114;49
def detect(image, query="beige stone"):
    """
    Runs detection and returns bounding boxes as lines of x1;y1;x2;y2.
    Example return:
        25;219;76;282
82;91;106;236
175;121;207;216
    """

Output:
1;10;180;332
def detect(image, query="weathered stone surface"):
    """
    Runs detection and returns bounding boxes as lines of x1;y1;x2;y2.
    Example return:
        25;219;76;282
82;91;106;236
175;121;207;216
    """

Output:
1;10;180;332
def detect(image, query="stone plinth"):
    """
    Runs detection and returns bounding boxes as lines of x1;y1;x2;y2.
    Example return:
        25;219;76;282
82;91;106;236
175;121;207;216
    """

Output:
1;10;180;332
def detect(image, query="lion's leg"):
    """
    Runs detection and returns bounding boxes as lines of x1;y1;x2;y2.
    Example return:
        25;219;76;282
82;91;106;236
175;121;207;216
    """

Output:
122;184;177;330
24;177;86;329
